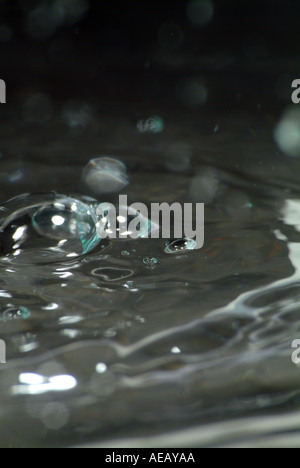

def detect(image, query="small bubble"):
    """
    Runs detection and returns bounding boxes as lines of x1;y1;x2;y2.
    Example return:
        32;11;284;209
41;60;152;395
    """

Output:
121;251;130;256
165;238;197;254
143;257;159;267
20;307;31;319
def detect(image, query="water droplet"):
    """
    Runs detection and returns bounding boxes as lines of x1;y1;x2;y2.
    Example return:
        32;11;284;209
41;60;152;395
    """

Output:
83;157;129;195
121;250;130;256
165;238;197;254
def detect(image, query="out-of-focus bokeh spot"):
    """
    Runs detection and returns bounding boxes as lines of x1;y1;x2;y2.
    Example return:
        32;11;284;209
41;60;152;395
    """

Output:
83;157;129;195
22;93;54;125
187;0;214;28
177;78;208;109
24;0;90;40
165;142;192;173
137;116;165;134
189;168;226;203
274;107;300;157
62;100;93;128
157;21;184;50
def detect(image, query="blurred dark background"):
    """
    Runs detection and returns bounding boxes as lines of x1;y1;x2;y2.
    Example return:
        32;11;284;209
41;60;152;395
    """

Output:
0;0;300;109
0;0;300;199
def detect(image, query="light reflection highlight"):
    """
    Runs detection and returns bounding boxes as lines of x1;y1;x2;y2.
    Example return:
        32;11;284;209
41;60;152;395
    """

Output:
12;374;77;396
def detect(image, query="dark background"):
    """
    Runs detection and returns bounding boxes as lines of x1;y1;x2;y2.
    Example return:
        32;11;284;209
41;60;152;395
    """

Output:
0;0;300;109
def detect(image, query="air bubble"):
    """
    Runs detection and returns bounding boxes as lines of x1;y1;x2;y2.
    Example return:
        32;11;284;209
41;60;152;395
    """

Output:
165;238;197;254
143;257;159;267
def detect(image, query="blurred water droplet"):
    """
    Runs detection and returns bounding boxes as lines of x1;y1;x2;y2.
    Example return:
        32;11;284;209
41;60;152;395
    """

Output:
25;3;64;40
96;363;107;374
137;116;165;134
62;100;93;128
56;0;90;25
9;169;24;183
83;157;129;195
165;142;192;173
165;238;197;254
178;78;208;109
274;107;300;157
23;93;53;125
189;168;226;203
41;402;69;430
187;0;214;28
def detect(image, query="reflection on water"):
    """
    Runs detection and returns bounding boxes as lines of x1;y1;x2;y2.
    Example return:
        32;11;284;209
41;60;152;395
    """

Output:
1;68;300;446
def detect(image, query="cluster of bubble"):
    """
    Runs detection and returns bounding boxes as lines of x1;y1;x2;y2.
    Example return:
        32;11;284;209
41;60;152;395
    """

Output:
137;116;165;134
0;157;198;262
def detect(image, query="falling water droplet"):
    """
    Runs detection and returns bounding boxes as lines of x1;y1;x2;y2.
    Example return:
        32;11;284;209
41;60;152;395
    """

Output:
165;238;197;254
83;157;129;195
